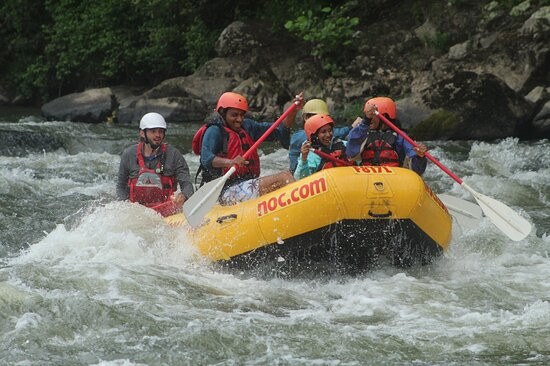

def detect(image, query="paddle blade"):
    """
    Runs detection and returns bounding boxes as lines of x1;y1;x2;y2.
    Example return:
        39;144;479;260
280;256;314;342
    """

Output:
438;193;483;229
462;183;532;241
183;168;234;227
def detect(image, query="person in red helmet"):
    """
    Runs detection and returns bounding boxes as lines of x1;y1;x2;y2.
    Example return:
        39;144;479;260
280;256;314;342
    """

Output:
195;91;304;205
294;114;349;180
116;112;194;216
346;97;428;175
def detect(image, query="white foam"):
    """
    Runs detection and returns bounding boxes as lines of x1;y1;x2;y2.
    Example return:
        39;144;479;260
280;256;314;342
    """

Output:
11;202;198;268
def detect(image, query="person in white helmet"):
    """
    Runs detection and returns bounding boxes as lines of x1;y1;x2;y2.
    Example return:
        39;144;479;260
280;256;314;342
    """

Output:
116;112;194;216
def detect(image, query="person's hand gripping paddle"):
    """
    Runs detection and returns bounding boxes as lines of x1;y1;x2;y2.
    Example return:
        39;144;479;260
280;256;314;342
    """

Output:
183;102;300;228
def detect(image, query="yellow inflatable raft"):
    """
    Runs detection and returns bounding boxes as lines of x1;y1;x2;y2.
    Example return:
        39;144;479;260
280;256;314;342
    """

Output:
165;166;452;274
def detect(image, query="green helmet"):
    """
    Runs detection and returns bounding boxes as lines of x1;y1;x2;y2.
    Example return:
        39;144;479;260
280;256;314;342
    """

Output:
303;99;329;115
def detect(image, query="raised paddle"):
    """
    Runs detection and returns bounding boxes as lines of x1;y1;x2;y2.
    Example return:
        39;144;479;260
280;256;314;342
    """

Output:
311;148;482;228
183;101;299;227
375;110;532;241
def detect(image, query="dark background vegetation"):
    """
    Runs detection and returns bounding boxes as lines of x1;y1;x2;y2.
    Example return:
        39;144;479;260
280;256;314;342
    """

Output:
1;0;547;105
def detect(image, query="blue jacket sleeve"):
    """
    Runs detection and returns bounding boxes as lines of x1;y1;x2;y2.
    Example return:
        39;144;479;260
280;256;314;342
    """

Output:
346;122;369;158
200;126;223;170
398;137;427;176
289;130;307;172
294;147;322;180
333;126;350;139
243;118;291;149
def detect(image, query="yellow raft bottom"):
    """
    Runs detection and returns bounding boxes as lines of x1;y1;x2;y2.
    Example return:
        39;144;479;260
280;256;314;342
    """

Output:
165;166;452;275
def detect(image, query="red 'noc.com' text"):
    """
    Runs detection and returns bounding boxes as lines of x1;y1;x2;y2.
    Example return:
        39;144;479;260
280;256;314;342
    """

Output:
257;177;327;216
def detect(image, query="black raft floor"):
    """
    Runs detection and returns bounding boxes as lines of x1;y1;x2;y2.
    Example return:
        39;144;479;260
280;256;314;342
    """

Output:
217;219;444;277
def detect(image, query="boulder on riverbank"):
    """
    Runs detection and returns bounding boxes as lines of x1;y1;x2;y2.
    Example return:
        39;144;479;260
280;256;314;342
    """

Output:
39;4;550;139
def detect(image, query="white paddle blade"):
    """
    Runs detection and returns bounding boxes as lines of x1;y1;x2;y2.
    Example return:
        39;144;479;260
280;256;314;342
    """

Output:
438;194;483;229
462;183;532;241
183;167;235;228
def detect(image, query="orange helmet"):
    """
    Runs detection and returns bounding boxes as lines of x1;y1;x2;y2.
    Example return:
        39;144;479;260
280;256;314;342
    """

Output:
216;92;248;113
304;114;334;140
364;97;396;119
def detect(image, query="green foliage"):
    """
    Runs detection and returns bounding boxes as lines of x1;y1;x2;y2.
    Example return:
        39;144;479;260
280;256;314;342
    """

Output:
425;31;451;53
495;0;524;9
284;2;360;75
410;109;461;140
332;100;364;125
0;0;223;102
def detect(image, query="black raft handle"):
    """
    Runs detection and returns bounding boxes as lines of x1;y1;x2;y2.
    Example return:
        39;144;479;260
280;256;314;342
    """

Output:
368;210;392;218
216;214;238;224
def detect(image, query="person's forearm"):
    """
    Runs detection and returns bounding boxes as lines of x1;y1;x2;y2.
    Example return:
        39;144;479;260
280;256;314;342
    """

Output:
284;108;298;128
212;156;236;169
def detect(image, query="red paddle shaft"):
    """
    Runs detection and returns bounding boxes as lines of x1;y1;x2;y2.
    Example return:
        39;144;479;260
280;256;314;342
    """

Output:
375;112;463;184
242;102;298;160
311;148;353;166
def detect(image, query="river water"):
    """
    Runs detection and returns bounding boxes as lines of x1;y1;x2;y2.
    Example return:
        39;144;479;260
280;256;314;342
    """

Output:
1;108;549;365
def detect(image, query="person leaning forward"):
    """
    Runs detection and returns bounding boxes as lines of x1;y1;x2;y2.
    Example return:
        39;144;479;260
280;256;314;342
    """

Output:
198;91;304;205
116;112;194;216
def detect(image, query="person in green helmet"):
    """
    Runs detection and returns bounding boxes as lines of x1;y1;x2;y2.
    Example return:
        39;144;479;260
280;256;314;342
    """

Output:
288;99;354;173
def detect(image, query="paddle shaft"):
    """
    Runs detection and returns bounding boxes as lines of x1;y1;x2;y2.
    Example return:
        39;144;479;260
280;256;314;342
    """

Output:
375;111;463;184
375;111;531;240
311;148;353;166
242;102;298;160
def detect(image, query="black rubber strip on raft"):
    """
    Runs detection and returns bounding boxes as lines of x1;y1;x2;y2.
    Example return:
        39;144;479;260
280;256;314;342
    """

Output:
217;219;443;277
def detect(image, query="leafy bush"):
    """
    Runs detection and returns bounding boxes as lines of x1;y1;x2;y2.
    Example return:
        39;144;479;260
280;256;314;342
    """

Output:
0;0;223;102
284;2;360;75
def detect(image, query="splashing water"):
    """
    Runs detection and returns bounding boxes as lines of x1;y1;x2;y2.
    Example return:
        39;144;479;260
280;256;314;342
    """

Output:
0;114;549;364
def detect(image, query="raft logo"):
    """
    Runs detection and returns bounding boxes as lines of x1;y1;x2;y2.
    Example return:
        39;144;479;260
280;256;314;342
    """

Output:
352;166;394;174
257;177;327;216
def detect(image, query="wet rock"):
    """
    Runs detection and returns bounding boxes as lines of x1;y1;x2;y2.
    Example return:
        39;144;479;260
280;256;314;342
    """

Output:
420;71;533;140
525;86;550;106
532;100;550;137
41;88;116;123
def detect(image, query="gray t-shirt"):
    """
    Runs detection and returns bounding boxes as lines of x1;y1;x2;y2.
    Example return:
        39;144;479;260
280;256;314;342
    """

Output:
116;143;194;201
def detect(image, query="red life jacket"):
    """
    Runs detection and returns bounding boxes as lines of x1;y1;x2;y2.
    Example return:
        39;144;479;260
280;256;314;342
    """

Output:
360;130;400;167
128;142;177;208
318;139;349;170
192;122;260;183
321;150;350;170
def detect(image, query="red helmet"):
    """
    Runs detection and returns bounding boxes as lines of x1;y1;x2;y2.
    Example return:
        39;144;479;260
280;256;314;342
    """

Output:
304;114;334;140
216;92;248;112
364;97;396;119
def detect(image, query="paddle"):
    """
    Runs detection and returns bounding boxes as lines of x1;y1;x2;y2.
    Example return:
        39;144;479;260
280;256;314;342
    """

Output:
375;111;532;241
312;148;482;228
183;102;299;227
438;193;482;229
311;148;353;166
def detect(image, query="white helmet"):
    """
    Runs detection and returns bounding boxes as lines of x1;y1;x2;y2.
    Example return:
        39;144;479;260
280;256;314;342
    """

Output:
139;112;167;130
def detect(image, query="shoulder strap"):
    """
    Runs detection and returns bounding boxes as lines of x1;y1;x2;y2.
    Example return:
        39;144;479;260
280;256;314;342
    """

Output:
158;143;167;174
136;142;145;167
206;121;229;155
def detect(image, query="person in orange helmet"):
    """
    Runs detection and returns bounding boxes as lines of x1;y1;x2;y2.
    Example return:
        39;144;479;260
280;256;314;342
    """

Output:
195;91;304;205
294;114;349;180
346;97;428;175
